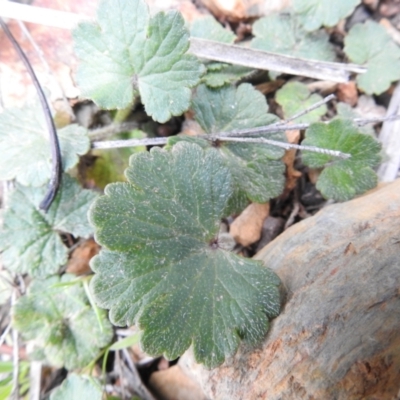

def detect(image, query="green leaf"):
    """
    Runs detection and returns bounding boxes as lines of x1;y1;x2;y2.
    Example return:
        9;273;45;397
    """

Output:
189;83;286;203
336;102;374;135
190;15;236;43
73;0;204;122
302;119;381;201
109;333;140;351
50;374;103;400
0;175;97;278
13;276;113;370
275;81;327;123
293;0;361;31
201;62;255;88
90;142;281;368
344;21;400;95
251;13;335;62
0;104;89;186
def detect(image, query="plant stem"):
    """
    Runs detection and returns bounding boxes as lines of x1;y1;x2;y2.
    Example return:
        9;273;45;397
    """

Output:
270;94;336;126
0;18;62;212
92;114;400;156
88;122;140;140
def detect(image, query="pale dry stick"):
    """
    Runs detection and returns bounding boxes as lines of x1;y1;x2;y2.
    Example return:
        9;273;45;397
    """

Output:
121;347;156;400
270;94;336;127
93;135;351;158
0;322;11;348
28;361;42;400
210;114;400;139
92;114;400;151
215;137;351;158
115;350;129;400
88;122;140;141
377;82;400;181
10;290;19;400
0;2;366;83
189;39;366;83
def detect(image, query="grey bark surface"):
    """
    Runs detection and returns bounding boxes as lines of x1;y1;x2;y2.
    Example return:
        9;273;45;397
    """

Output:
180;180;400;400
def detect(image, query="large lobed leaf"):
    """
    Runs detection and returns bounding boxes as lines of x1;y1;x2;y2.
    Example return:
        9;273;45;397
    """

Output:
344;21;400;95
13;275;113;370
170;83;286;205
0;175;97;278
73;0;204;122
302;119;381;201
251;13;335;62
293;0;361;31
89;142;281;368
0;103;89;187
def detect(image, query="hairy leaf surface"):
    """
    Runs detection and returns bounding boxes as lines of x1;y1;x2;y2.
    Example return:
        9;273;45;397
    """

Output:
302;119;381;201
276;82;327;123
50;374;103;400
89;143;281;368
189;84;285;203
344;21;400;95
0;104;89;186
13;275;113;369
251;13;335;62
73;0;203;122
293;0;360;31
0;175;96;277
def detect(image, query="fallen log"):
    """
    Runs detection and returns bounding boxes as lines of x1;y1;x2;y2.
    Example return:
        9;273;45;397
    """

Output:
180;179;400;400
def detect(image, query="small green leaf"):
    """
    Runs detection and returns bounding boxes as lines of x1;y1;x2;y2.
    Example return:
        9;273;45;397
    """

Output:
190;83;286;203
190;15;236;43
0;175;97;277
336;102;374;135
293;0;360;31
275;81;327;123
202;62;254;88
344;21;400;95
251;13;335;62
73;0;204;122
13;276;113;370
109;333;140;351
50;374;103;400
302;119;381;201
0;104;89;186
90;142;281;368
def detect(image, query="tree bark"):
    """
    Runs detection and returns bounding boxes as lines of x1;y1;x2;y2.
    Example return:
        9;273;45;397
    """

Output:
180;180;400;400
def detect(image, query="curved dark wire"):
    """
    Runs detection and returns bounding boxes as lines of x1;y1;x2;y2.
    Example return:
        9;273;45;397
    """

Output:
0;18;62;212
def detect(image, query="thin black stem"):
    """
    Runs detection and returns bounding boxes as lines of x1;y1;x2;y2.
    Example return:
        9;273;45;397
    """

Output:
0;18;62;212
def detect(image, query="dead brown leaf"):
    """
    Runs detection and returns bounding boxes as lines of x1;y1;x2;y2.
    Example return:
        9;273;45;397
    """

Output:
336;81;358;106
282;130;302;196
230;202;270;246
148;365;207;400
66;238;100;275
